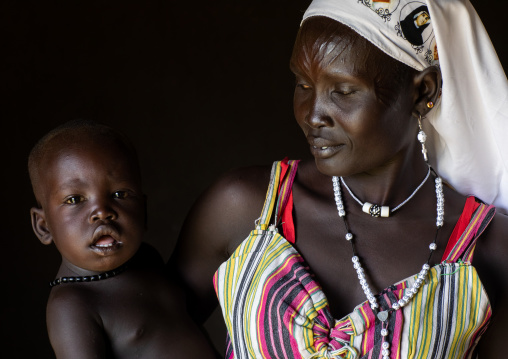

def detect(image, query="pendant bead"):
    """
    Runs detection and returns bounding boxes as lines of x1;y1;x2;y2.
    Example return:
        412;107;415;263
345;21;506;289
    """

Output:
418;131;427;143
369;204;382;217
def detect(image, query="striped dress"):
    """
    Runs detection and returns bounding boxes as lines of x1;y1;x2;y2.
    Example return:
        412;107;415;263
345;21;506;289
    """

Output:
214;161;495;359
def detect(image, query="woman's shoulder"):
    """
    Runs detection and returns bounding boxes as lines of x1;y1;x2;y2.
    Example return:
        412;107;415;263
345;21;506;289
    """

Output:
473;210;508;355
477;209;508;257
172;163;274;271
207;164;273;208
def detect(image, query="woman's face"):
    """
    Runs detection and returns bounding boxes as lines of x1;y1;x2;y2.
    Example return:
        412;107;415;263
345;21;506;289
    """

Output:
290;19;417;177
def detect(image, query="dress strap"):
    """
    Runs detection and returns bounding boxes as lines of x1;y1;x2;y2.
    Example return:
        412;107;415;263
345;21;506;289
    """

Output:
442;197;496;263
256;162;282;230
256;159;300;232
277;159;300;243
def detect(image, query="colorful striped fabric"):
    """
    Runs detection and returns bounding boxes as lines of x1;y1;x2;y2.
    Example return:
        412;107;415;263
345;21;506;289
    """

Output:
214;161;495;359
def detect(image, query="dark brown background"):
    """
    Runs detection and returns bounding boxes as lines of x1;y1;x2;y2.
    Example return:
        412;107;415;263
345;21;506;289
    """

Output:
1;1;505;357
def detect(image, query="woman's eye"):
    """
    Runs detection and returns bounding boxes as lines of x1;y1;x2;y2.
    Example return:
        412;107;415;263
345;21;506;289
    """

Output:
297;83;311;90
334;89;355;96
64;195;84;205
113;191;128;199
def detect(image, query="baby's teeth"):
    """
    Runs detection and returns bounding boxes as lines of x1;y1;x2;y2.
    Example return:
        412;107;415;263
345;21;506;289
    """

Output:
321;147;328;150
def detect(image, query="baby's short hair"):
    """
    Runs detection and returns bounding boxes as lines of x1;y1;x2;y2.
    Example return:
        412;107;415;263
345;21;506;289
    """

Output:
28;119;140;205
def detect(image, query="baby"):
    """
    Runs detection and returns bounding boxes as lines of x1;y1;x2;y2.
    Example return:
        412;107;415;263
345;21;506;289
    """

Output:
28;120;217;358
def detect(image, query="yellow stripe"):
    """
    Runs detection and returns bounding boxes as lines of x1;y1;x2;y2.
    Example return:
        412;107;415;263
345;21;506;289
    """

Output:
448;205;485;260
259;162;281;227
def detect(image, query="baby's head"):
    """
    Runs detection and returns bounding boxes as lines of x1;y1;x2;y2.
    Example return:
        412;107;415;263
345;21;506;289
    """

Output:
29;119;146;273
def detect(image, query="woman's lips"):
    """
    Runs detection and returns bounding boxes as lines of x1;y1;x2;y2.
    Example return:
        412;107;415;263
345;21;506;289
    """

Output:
309;144;343;158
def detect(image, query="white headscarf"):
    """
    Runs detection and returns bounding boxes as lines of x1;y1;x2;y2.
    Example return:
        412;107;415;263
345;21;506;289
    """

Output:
303;0;508;213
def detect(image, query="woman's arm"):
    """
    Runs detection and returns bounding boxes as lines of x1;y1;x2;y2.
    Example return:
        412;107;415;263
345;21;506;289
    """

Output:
167;165;271;323
473;212;508;356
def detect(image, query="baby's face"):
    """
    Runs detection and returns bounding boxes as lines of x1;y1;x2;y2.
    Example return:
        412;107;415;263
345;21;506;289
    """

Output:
37;140;145;273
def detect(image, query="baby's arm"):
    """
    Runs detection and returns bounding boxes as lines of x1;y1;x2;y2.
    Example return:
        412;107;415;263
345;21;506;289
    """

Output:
47;286;107;358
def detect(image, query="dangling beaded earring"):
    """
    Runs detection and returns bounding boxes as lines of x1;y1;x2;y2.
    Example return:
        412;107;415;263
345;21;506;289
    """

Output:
417;114;428;162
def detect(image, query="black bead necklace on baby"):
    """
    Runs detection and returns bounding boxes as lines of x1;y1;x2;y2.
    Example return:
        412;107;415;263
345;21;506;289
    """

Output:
49;262;128;287
331;165;444;359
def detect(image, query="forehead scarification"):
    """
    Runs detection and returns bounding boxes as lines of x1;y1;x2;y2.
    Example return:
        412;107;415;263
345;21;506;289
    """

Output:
291;16;416;103
293;17;380;80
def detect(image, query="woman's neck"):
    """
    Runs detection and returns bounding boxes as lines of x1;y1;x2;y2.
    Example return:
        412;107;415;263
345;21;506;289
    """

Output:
339;146;430;210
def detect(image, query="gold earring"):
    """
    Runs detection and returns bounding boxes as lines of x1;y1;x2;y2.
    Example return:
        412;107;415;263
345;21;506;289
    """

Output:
427;101;434;109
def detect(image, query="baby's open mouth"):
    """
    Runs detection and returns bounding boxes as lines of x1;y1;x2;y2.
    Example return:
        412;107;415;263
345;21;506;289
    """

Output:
93;236;117;248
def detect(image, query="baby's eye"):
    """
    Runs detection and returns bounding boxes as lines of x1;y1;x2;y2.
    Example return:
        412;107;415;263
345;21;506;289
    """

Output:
112;191;128;199
64;195;84;205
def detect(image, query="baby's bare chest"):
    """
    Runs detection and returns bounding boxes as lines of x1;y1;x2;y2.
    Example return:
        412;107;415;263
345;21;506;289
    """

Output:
92;272;187;356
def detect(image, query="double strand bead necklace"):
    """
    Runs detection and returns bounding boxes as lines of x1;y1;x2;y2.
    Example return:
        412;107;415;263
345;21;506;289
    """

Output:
331;169;444;359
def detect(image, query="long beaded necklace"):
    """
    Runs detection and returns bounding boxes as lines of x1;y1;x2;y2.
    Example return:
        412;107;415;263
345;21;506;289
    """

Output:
331;168;444;359
49;262;128;287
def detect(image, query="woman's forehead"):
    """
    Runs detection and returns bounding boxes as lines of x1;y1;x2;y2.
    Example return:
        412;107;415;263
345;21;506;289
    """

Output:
291;19;378;76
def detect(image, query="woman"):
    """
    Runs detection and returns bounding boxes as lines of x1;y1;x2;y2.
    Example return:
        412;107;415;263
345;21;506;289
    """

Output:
170;0;508;357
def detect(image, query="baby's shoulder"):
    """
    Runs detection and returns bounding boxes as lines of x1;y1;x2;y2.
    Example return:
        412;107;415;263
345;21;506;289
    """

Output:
47;281;97;313
46;284;103;345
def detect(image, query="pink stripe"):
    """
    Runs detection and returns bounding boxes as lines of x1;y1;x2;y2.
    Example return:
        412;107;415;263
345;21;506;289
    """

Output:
257;255;308;357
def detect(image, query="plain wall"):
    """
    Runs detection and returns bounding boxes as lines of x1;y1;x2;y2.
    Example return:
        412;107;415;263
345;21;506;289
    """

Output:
1;1;506;357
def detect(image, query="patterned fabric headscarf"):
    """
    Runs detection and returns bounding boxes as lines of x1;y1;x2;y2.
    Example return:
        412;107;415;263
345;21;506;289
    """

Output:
303;0;508;213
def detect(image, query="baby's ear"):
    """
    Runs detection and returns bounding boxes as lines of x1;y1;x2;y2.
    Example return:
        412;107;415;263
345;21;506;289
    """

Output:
30;207;53;245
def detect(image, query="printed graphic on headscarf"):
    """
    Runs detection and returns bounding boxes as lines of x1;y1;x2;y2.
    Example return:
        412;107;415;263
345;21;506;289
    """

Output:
357;0;401;22
395;1;434;57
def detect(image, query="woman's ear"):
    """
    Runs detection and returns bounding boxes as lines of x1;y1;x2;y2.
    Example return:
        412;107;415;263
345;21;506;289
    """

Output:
412;65;442;118
31;207;53;245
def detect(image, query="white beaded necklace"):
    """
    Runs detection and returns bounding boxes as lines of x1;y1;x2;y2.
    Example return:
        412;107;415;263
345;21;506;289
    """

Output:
340;167;431;217
331;169;444;359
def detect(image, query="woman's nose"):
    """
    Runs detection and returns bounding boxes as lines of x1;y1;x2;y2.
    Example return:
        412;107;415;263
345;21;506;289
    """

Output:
305;94;333;128
89;200;118;223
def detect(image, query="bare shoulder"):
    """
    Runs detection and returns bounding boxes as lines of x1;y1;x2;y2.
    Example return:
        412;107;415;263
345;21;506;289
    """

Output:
47;285;99;324
176;164;272;258
474;212;508;357
168;164;273;322
47;285;106;358
475;211;508;277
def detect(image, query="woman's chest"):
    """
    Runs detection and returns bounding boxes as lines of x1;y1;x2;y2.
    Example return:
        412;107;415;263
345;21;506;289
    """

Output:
292;211;448;318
